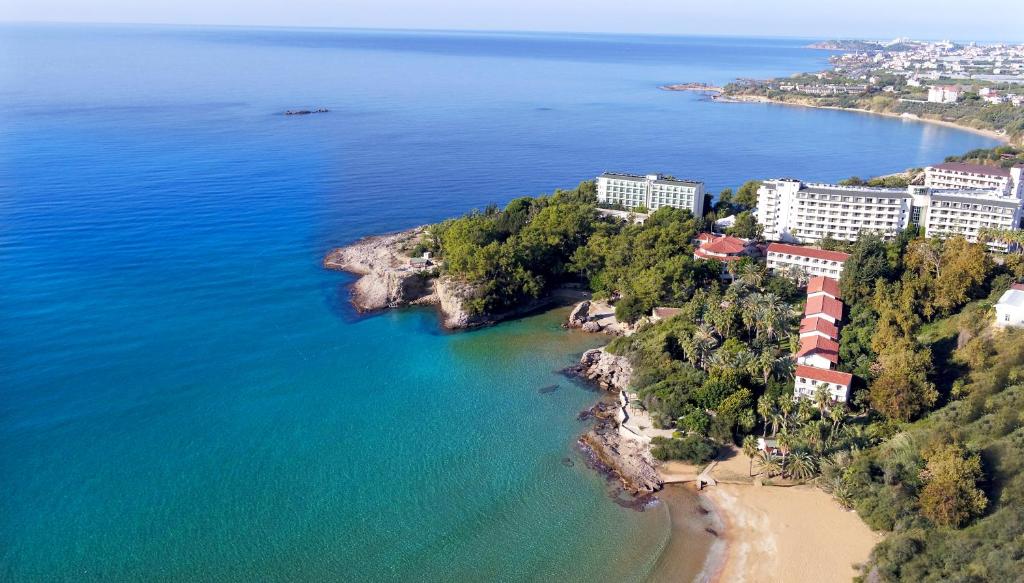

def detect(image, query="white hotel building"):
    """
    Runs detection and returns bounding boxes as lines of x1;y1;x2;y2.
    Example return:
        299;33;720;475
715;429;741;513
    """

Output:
756;179;1023;247
596;173;705;216
924;162;1023;197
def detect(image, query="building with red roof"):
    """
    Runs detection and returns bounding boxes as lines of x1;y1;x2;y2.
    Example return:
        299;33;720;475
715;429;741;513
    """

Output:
807;276;841;300
804;294;844;323
799;316;839;341
796;335;840;369
693;233;756;263
794;365;853;402
766;242;849;282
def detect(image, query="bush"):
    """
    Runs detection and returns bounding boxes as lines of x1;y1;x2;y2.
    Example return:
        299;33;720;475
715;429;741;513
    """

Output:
650;434;718;464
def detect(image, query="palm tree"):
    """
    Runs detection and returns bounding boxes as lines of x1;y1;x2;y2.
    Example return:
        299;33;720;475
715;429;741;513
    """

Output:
754;450;782;477
777;395;795;433
828;403;848;441
756;395;776;437
749;347;792;388
785;451;818;481
742;435;759;476
776;429;792;471
738;262;766;289
813;384;831;414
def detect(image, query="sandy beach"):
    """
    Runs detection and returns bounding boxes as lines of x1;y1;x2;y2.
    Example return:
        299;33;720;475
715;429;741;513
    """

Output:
644;450;879;583
719;94;1011;143
701;452;879;583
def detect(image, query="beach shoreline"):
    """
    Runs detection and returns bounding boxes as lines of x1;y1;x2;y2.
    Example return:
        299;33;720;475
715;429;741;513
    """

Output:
716;94;1010;143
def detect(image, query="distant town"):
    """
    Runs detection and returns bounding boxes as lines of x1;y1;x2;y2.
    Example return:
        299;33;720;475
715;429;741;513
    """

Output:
714;38;1024;144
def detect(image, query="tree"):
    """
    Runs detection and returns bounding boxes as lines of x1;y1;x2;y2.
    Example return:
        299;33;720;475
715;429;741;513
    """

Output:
733;180;762;210
869;341;938;422
918;445;987;528
726;211;762;239
840;234;893;306
785;451;818;481
742;435;759;476
614;295;648;324
754;450;782;477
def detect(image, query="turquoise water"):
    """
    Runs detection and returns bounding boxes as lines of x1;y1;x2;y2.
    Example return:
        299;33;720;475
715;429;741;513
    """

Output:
0;25;998;581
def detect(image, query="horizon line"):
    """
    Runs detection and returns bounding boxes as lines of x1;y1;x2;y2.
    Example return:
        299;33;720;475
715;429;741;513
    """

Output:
2;20;1021;45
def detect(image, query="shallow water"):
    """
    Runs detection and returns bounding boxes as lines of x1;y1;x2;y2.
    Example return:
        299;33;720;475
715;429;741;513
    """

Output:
0;25;998;581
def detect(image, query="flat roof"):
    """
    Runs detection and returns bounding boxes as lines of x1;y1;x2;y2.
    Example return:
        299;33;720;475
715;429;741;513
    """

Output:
599;172;702;186
803;183;911;198
930;162;1012;178
767;242;851;263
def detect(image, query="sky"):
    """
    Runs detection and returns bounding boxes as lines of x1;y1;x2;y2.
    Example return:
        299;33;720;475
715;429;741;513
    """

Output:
3;0;1021;43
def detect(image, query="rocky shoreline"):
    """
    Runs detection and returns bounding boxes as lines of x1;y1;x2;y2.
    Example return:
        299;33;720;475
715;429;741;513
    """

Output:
325;232;661;496
567;348;663;496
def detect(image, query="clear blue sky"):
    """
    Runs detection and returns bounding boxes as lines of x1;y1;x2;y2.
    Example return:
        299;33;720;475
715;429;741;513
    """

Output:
4;0;1021;43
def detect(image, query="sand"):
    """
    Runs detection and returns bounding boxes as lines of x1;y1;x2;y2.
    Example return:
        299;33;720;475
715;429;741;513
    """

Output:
700;451;881;583
719;94;1011;143
647;484;724;583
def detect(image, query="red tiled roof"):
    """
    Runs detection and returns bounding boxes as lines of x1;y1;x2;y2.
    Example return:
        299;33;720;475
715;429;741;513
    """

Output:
795;365;853;386
703;235;748;255
931;161;1011;178
767;242;850;263
1012;283;1024;292
797;336;840;362
800;316;839;339
807;276;842;300
804;295;844;321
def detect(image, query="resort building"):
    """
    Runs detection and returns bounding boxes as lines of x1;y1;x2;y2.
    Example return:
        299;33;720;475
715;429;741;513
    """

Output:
796;335;840;369
693;233;757;278
596;172;705;215
924;162;1023;197
995;283;1024;327
794;365;854;402
756;179;1023;247
792;276;852;402
765;242;849;281
800;316;840;341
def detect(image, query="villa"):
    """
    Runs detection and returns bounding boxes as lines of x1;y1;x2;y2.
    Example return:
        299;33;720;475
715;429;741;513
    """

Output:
995;283;1024;327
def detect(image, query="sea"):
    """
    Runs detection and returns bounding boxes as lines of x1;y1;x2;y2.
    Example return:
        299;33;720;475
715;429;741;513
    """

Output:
0;24;998;582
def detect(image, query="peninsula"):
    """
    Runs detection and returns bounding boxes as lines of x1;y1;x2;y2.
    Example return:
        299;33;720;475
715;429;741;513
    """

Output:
325;144;1024;581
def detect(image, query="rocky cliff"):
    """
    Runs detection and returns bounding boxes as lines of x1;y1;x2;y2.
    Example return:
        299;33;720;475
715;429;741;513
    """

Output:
573;348;633;391
323;228;481;328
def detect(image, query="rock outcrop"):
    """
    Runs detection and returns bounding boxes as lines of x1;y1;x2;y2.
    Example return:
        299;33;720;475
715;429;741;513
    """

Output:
566;300;591;328
324;228;482;328
572;348;633;391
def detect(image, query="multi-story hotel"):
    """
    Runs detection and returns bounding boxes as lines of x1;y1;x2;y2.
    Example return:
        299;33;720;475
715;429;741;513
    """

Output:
765;242;849;281
924;162;1023;197
756;179;1023;247
596;172;705;215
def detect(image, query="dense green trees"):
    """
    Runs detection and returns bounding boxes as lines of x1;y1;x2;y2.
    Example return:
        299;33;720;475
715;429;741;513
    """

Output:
432;182;599;314
650;434;718;464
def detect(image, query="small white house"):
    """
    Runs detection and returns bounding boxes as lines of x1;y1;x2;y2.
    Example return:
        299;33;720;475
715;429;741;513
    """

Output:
995;284;1024;327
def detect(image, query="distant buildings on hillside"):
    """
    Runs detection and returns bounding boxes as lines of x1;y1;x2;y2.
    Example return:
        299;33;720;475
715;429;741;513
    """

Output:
596;172;705;216
755;163;1024;247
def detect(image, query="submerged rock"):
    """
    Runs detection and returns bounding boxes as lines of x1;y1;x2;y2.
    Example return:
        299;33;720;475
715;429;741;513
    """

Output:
538;384;559;394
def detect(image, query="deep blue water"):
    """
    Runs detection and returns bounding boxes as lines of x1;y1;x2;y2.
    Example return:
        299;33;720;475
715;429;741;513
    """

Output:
0;24;998;581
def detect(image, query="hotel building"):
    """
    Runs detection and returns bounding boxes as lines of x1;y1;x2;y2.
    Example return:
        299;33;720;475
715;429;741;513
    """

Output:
756;179;1023;247
924;162;1023;198
596;172;705;216
765;242;849;281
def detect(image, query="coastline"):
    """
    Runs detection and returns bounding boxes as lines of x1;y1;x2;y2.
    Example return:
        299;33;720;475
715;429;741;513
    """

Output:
716;94;1010;143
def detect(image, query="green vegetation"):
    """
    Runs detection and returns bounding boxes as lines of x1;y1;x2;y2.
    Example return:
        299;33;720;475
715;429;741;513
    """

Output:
427;180;727;319
650;434;717;464
945;144;1024;167
723;83;1024;145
